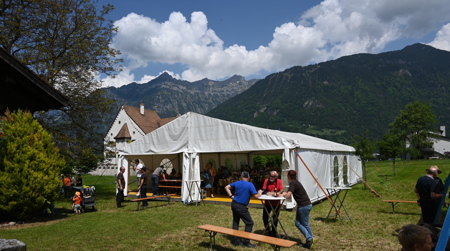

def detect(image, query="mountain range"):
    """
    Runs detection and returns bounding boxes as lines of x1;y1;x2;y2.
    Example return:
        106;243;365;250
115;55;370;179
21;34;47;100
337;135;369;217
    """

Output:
103;73;258;117
103;43;450;145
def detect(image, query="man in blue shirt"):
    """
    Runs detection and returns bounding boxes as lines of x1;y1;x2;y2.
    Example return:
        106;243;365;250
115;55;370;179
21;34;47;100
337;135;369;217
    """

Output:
225;171;260;248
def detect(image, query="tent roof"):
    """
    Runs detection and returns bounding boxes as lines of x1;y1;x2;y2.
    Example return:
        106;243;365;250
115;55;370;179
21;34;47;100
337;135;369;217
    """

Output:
121;112;355;156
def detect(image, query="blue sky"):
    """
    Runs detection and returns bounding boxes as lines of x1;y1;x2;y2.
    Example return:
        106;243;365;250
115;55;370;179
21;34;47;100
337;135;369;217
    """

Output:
98;0;450;87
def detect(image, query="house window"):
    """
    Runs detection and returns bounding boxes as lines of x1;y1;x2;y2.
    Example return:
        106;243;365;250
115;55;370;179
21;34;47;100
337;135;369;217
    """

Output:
333;156;339;187
343;156;349;185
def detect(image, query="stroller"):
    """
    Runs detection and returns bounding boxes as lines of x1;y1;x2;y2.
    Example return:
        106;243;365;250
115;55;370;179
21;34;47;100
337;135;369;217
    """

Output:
78;186;96;212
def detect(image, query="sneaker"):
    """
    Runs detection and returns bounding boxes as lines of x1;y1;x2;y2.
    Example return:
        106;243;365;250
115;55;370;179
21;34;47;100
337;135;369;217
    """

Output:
303;238;315;249
242;243;256;248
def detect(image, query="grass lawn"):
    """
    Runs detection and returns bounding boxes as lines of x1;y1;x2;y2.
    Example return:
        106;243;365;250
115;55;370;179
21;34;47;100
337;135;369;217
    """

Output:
0;159;448;250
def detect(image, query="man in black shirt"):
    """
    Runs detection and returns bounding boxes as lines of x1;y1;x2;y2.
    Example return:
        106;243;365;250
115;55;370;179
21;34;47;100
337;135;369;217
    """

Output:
116;166;126;208
283;170;316;249
415;166;443;224
138;167;149;208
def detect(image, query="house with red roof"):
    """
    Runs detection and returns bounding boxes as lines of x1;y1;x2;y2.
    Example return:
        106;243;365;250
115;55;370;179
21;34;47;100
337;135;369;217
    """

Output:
91;103;177;175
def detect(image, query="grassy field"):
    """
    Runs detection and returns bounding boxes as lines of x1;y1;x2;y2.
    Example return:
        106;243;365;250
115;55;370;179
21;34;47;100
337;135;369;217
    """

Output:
0;159;448;250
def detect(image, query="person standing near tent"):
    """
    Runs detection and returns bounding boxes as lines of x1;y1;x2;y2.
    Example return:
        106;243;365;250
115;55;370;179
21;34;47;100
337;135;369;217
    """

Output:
138;167;148;209
225;171;260;248
133;159;143;188
283;170;315;249
76;174;82;186
151;165;167;196
204;163;216;198
63;174;72;198
116;166;126;208
415;166;443;224
258;170;284;237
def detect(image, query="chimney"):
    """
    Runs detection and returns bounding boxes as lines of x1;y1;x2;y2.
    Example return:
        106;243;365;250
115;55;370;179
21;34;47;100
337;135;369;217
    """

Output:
140;103;144;115
440;126;446;137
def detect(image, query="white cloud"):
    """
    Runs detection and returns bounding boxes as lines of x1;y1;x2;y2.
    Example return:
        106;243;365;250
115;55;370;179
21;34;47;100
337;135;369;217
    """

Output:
105;0;450;87
428;23;450;51
100;68;135;88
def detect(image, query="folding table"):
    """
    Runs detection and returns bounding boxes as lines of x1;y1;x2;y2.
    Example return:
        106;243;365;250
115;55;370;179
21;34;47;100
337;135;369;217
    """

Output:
184;180;204;206
259;195;287;239
324;187;353;224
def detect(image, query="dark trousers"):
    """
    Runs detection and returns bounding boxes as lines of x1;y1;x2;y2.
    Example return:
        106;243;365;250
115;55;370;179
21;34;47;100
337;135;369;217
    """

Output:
263;203;279;236
63;186;72;198
151;175;159;195
140;185;148;207
420;199;438;224
231;201;254;244
116;189;124;207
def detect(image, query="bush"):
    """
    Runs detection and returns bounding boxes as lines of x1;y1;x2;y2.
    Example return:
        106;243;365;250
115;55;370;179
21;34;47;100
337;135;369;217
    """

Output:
0;110;65;220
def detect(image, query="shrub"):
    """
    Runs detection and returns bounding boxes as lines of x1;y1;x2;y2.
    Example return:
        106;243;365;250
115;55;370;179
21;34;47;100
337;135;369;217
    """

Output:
0;109;65;220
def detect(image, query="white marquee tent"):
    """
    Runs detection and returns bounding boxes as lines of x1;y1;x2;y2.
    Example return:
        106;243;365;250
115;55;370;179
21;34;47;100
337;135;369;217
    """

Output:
117;112;362;206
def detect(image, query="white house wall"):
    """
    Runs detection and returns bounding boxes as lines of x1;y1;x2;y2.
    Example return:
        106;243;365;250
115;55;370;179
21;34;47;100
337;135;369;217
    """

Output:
92;108;147;176
433;137;450;156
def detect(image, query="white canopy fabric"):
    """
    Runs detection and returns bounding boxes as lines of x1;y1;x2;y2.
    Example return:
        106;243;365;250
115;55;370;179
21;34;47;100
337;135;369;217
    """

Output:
118;112;362;205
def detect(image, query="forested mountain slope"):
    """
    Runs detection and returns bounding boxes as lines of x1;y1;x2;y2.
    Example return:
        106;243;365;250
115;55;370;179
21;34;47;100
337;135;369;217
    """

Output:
207;44;450;144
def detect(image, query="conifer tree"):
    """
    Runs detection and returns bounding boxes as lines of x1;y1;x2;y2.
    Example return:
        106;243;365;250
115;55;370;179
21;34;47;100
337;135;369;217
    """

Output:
0;110;65;220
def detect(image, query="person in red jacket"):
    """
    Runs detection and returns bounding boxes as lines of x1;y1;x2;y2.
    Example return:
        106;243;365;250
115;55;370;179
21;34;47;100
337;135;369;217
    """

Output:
258;171;284;237
73;191;82;214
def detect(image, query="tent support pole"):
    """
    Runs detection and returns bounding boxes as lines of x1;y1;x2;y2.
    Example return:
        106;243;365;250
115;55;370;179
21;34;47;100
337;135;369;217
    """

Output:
342;157;381;198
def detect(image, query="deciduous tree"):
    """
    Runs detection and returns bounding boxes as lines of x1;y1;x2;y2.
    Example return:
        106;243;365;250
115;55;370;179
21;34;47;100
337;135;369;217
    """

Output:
0;0;122;172
388;101;437;159
378;132;403;176
353;132;375;189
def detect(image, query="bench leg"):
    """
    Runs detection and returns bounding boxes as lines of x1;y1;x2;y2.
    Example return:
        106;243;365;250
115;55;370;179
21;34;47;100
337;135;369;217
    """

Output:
137;201;141;211
389;202;397;214
205;231;217;251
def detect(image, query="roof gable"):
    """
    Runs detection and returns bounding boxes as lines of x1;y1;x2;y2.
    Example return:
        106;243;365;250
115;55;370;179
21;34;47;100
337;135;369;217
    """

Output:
114;123;131;139
123;105;162;134
0;47;69;113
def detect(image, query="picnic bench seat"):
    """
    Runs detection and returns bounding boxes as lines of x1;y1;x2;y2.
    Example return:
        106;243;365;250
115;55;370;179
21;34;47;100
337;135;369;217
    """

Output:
131;194;175;210
198;224;297;251
158;185;182;195
382;200;417;213
158;185;182;188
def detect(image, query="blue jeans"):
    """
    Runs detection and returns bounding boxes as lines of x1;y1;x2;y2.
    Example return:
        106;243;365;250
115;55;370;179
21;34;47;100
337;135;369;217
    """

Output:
140;185;148;207
231;201;254;244
295;204;313;242
151;175;159;195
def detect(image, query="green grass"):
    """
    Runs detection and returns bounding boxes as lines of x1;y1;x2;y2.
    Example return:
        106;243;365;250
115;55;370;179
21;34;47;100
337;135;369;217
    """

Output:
1;159;448;250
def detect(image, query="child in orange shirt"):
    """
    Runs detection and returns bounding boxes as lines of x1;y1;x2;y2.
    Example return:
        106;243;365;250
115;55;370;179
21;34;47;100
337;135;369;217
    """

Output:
73;191;82;214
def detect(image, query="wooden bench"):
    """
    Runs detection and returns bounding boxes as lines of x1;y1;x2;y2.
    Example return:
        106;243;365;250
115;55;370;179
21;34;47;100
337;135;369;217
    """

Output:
158;185;182;195
382;200;417;213
130;194;175;210
158;185;182;188
198;224;297;251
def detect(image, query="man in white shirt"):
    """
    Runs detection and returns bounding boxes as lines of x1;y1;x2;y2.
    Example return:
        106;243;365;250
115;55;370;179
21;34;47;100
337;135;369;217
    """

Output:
134;159;143;189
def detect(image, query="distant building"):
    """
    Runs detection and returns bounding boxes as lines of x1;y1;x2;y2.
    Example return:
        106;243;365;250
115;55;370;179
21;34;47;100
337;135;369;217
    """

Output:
91;103;177;175
423;126;450;159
